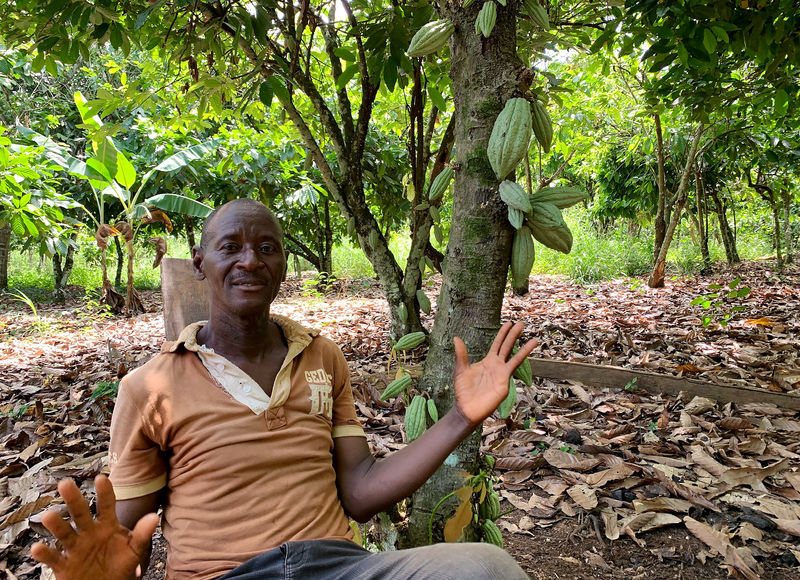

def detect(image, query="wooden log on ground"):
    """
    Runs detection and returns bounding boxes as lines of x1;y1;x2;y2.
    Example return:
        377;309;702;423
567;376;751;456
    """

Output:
529;357;800;410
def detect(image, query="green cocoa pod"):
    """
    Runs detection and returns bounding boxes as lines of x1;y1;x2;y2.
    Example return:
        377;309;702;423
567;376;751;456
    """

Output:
512;348;533;386
499;180;532;213
531;223;573;253
510;225;535;293
476;1;497;38
508;206;524;230
523;0;549;30
397;302;409;323
407;20;455;58
416;289;431;315
405;395;428;441
427;398;439;422
380;374;413;401
488;98;532;181
429;166;454;201
497;377;517;419
482;519;504;547
414;202;430;211
529;201;565;229
479;491;501;521
530;186;587;209
463;0;476;7
530;100;553;154
368;229;379;249
429;205;440;223
394;331;426;351
497;0;507;5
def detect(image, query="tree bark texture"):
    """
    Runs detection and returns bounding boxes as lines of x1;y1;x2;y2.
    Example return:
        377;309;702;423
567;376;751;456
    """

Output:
0;222;9;289
695;171;711;274
52;233;78;301
403;4;523;547
781;183;793;264
708;189;740;264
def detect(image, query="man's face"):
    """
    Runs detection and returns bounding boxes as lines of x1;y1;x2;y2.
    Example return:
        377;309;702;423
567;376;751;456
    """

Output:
192;204;286;317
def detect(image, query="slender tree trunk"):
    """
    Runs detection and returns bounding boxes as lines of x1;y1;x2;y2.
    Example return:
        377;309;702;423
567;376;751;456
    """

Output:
114;236;124;287
323;198;333;275
652;114;668;263
403;3;522;547
695;172;711;274
709;189;740;264
772;204;783;269
0;222;9;289
649;123;704;288
186;215;196;252
782;182;793;264
52;233;78;301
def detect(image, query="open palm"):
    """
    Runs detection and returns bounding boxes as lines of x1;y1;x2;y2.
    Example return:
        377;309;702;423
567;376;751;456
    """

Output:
31;476;158;580
453;321;537;425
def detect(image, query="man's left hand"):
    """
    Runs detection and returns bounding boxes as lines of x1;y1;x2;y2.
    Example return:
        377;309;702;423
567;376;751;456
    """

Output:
453;321;537;426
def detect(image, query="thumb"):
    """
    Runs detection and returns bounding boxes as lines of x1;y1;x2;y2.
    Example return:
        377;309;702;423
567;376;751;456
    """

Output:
453;336;469;375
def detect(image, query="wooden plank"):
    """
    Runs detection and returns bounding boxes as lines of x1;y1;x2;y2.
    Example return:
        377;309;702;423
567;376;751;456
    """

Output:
529;357;800;410
160;258;209;341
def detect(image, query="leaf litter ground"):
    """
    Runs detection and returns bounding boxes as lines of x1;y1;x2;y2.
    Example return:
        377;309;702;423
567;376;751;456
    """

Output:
1;262;798;579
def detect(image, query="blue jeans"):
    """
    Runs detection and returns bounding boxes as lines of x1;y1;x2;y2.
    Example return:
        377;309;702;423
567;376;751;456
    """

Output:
217;539;528;579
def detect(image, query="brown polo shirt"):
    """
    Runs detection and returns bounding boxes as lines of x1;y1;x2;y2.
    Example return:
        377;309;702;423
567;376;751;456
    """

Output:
108;316;366;580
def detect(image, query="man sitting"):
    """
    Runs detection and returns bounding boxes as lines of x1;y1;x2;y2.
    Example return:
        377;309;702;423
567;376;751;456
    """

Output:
32;198;535;579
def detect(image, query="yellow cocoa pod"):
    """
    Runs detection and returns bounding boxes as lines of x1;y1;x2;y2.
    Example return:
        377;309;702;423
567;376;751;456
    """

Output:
488;98;532;181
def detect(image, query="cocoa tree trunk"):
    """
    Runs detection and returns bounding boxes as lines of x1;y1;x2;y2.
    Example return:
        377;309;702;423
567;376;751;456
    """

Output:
402;4;522;547
772;204;783;269
781;182;793;264
185;215;196;252
695;171;711;274
52;233;78;301
708;189;740;264
114;236;124;287
0;222;9;289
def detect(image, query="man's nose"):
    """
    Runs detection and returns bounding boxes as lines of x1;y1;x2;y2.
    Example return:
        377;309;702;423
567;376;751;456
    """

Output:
236;247;263;269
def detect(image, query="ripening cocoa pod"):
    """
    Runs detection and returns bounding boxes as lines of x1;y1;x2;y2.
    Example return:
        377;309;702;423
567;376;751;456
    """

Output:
530;186;587;209
416;289;431;315
429;166;454;201
482;519;504;547
407;20;455;57
499;180;532;213
394;331;426;351
530;100;553;154
380;375;413;401
511;225;535;293
405;395;428;441
475;1;497;38
488;98;532;181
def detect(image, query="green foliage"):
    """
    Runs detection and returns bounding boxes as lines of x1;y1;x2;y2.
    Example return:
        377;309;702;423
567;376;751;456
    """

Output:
689;277;751;328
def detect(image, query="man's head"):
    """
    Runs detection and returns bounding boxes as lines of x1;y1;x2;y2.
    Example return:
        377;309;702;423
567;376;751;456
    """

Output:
193;199;287;317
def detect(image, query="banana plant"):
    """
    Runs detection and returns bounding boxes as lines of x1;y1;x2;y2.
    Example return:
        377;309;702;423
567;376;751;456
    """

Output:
19;92;216;314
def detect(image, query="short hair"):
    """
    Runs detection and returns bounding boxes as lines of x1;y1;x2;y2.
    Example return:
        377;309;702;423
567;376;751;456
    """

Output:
200;199;284;248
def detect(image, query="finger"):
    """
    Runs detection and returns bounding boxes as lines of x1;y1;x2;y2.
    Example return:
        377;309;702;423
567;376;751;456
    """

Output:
489;321;513;355
58;478;95;532
40;509;78;548
30;541;65;570
509;337;538;368
453;336;469;374
130;513;160;556
497;321;524;360
95;474;118;523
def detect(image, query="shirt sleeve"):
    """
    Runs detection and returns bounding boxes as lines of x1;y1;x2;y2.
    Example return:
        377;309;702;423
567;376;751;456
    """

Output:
108;373;169;499
328;343;366;439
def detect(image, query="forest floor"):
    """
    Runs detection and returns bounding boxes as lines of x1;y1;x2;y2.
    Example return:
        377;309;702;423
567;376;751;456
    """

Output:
1;261;799;579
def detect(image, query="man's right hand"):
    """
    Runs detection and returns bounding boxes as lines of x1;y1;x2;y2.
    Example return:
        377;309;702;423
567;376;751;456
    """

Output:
31;475;159;580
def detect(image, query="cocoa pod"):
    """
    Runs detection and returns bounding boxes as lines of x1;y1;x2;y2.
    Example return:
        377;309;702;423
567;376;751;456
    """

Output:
380;375;412;401
499;180;532;213
405;395;428;441
429;166;454;201
530;186;587;209
529;201;565;229
394;331;426;351
407;20;455;57
427;398;439;422
416;289;431;315
531;223;573;254
530;100;553;153
479;491;501;521
488;98;532;181
482;519;504;547
508;206;524;230
475;1;497;38
511;225;535;293
523;0;549;30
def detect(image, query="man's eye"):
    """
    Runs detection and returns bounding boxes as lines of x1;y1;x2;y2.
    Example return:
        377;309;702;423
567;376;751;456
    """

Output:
222;243;238;251
260;244;276;254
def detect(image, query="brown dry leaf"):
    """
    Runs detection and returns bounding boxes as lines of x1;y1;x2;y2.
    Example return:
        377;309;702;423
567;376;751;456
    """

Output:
566;485;597;510
676;363;704;374
690;446;728;477
443;485;473;543
771;519;800;537
736;522;763;543
786;472;800;493
584;463;635;487
542;449;601;472
601;509;620;540
501;470;532;485
684;517;762;580
534;476;570;497
720;458;789;488
717;417;754;431
494;456;545;471
633;497;693;514
583;551;612;569
0;496;54;531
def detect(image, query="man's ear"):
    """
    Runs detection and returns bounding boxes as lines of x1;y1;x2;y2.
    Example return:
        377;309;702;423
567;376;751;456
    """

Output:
191;245;206;280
